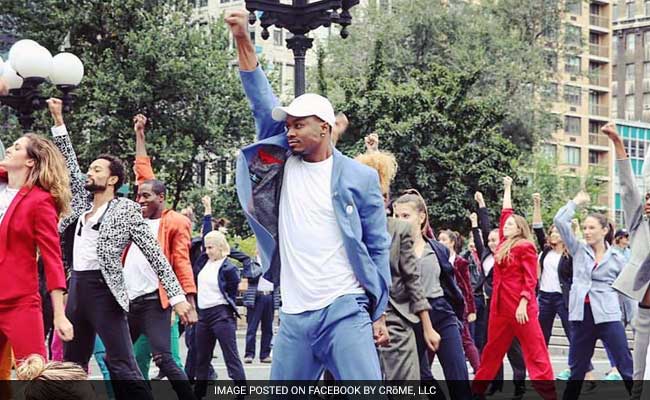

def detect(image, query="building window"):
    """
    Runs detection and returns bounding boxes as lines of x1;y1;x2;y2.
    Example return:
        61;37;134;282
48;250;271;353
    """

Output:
644;62;650;79
219;0;229;3
565;25;582;47
545;51;558;70
612;96;618;118
644;93;650;109
564;146;581;165
199;0;207;6
564;85;582;105
626;94;636;119
273;29;283;46
627;63;636;80
543;144;557;160
543;82;559;100
566;0;581;15
628;1;636;18
646;1;650;16
564;115;581;135
565;55;581;74
588;150;601;165
627;32;636;52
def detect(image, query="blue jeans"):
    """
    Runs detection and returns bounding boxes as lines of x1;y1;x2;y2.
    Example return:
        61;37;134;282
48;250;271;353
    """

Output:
564;303;633;399
470;294;487;352
245;293;274;359
270;294;381;380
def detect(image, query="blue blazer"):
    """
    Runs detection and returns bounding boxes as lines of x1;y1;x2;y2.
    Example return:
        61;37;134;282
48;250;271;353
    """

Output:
235;66;391;321
554;200;627;324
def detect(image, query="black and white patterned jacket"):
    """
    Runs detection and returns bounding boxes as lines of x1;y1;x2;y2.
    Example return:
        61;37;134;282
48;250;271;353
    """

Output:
53;126;184;312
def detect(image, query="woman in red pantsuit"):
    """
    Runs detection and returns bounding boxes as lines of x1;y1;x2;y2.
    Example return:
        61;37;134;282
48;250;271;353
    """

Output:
0;132;73;365
472;177;555;400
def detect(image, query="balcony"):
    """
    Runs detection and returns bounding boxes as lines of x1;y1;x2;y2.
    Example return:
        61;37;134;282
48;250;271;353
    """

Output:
590;14;609;28
589;103;608;116
589;73;609;87
589;133;609;147
589;43;609;58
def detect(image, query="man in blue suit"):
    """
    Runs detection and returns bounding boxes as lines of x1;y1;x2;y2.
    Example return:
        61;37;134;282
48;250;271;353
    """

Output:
226;10;392;380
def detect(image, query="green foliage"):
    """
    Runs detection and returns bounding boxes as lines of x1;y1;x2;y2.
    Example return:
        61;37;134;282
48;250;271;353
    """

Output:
3;1;254;210
180;184;252;238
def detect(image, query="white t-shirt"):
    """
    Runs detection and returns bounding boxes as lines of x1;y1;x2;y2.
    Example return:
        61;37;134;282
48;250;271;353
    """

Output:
483;254;495;277
123;218;186;307
73;202;110;272
278;155;363;314
0;183;19;226
197;258;228;309
540;250;563;294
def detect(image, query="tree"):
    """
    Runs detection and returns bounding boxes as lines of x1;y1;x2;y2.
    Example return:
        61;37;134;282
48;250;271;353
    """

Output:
2;1;254;209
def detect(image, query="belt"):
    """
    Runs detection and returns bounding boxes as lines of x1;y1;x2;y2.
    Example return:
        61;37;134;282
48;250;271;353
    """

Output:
256;291;273;296
131;291;159;304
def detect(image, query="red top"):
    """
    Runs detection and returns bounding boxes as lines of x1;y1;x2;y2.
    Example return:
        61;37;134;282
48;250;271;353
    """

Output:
0;170;67;304
453;256;477;316
491;208;539;317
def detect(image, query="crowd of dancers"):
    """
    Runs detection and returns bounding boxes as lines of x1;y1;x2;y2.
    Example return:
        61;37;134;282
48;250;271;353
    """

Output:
2;8;650;400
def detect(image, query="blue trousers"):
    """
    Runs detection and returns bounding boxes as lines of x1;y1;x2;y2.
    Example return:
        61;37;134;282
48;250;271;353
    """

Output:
564;303;633;399
470;294;487;352
245;293;274;359
420;297;471;400
195;305;245;382
270;293;381;380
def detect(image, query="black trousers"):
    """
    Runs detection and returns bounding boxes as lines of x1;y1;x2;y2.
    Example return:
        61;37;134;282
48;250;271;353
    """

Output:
128;292;196;400
194;305;246;399
63;270;152;400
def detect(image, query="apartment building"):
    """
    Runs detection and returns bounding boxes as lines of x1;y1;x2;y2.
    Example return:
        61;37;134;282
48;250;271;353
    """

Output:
544;0;613;214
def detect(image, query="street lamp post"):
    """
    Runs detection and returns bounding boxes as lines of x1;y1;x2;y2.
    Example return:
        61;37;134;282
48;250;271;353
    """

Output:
0;39;84;131
245;0;359;97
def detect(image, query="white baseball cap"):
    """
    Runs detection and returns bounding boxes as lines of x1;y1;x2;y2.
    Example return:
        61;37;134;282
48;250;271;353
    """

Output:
272;93;336;128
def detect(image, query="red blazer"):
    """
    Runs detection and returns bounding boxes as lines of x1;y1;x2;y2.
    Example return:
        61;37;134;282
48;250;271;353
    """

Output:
0;170;66;303
491;208;539;317
453;256;476;316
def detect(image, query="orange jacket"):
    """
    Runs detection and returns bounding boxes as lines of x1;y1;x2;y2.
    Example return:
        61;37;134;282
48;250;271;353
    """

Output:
128;156;197;309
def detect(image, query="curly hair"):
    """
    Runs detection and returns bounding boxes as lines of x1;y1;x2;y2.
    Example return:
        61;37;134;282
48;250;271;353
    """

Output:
355;151;397;195
24;134;71;218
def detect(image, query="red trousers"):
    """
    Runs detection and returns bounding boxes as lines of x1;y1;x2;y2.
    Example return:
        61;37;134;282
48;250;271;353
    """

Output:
0;297;46;366
473;311;556;400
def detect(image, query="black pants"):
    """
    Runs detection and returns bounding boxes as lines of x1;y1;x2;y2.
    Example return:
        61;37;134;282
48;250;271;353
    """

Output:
245;293;274;359
194;305;246;399
128;292;196;400
63;270;152;400
485;298;526;390
184;324;216;381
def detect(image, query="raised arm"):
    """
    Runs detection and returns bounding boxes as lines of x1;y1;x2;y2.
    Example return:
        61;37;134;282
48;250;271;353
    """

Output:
133;114;156;185
225;10;285;142
229;248;262;280
602;122;644;231
474;191;491;246
201;196;213;242
499;177;514;242
553;192;589;256
469;212;487;257
46;98;91;225
532;193;547;250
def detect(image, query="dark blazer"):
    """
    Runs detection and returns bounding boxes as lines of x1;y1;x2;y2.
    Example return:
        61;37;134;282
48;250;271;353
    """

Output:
426;237;466;321
533;224;573;305
386;218;430;324
473;206;496;298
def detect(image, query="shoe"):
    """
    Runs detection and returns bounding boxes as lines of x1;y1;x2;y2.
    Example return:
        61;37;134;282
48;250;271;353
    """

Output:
485;384;502;397
556;369;571;380
260;356;272;364
604;371;622;381
583;381;597;394
244;356;253;364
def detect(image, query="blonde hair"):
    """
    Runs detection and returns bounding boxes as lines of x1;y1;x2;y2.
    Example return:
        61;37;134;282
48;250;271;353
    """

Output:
24;134;72;218
355;151;397;195
16;355;87;381
495;214;534;263
204;230;230;259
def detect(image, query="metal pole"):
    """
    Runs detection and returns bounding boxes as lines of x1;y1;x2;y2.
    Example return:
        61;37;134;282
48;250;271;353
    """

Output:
286;34;313;97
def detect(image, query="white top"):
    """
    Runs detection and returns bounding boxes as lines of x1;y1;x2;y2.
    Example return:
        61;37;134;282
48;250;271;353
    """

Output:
197;258;228;309
0;184;19;226
483;254;495;277
123;218;185;306
278;155;363;315
540;250;563;294
73;202;110;272
257;275;274;292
